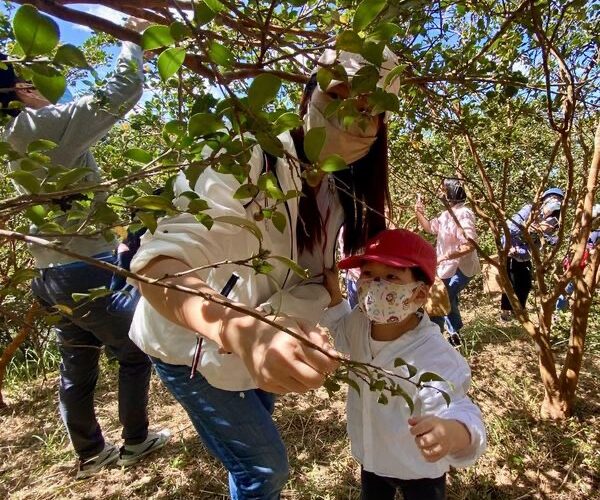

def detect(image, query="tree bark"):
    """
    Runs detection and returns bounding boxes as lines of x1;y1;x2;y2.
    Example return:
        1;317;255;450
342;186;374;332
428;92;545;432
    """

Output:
0;303;40;410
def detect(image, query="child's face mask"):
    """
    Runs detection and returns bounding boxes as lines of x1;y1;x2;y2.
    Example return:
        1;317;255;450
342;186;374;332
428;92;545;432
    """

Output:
357;278;423;324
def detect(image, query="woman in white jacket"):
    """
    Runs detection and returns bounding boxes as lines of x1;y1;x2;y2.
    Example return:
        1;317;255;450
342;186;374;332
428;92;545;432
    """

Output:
129;49;399;499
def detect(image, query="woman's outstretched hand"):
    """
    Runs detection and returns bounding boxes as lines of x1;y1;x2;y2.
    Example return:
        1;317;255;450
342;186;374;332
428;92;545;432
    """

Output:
223;315;340;394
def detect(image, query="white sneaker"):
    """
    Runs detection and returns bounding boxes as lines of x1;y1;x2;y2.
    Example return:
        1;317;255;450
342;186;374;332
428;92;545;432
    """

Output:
116;429;171;467
76;443;119;479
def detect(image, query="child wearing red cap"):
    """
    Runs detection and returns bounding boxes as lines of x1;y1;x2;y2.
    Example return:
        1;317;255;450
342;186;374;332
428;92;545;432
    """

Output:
322;229;486;500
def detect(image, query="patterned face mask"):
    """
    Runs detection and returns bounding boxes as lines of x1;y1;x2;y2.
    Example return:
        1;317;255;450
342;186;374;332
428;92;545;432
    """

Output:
357;278;422;324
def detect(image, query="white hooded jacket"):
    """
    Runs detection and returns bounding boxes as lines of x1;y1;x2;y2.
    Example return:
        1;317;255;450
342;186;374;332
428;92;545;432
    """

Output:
129;132;344;391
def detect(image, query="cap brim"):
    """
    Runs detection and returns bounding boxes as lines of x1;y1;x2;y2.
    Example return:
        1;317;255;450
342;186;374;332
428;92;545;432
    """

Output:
338;254;435;284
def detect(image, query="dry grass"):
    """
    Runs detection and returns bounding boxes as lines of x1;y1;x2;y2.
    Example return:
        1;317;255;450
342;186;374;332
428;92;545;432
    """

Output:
1;299;599;499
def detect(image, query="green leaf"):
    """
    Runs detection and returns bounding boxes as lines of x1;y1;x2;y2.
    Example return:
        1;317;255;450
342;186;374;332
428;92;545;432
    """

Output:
31;66;66;104
304;127;326;163
393;357;406;368
418;372;446;383
25;205;47;225
27;139;57;153
54;44;89;68
270;255;309;279
142;25;175;50
214;215;263;241
55;167;91;191
195;212;214;229
125;148;153;164
353;0;388;32
253;259;274;275
248;74;281;109
188;198;210;213
369;22;401;42
158;47;186;81
441;390;451;407
271;211;287;233
233;183;259;200
204;0;225;12
316;67;334;91
169;21;192;42
377;393;389;405
368;89;399;113
8;170;41;193
13;4;60;57
53;303;73;316
137;211;157;234
319;154;347;173
336;31;363;53
361;41;385;66
347;378;361;395
208;41;234;67
383;64;406;92
194;1;218;26
132;195;176;212
258;172;284;200
163;120;187;137
256;132;285;158
10;268;39;284
351;65;379;94
273;112;301;134
188;113;224;137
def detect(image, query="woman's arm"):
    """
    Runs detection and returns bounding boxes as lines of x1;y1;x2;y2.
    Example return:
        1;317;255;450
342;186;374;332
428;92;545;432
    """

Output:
415;196;434;233
439;242;476;262
137;256;340;394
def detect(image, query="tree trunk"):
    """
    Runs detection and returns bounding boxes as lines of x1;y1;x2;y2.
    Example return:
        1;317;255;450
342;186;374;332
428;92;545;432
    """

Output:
0;303;40;410
536;327;570;419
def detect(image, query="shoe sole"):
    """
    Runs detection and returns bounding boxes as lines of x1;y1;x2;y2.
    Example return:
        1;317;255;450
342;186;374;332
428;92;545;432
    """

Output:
116;437;169;467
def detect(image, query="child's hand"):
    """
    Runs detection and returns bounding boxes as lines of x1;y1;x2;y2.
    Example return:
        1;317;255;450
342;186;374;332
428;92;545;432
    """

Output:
323;267;343;307
408;415;471;463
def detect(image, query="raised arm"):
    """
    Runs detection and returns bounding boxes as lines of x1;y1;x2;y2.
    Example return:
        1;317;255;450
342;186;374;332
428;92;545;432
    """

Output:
415;195;434;234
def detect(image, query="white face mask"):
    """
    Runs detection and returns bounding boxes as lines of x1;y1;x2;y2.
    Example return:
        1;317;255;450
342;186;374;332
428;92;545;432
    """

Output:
303;89;378;165
357;278;422;324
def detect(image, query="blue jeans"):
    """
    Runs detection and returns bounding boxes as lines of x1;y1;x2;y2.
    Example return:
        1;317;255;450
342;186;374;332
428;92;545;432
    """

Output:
152;358;289;500
556;281;575;311
32;254;151;459
431;269;472;334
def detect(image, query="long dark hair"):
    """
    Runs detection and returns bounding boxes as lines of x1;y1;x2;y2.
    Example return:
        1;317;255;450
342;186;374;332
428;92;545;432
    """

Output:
0;54;20;117
294;75;390;256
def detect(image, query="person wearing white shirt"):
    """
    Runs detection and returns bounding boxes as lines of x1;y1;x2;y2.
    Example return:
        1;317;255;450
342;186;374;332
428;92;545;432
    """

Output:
415;178;480;346
129;48;401;499
322;229;486;500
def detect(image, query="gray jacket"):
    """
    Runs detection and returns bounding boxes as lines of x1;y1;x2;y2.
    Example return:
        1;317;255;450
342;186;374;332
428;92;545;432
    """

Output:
5;42;144;268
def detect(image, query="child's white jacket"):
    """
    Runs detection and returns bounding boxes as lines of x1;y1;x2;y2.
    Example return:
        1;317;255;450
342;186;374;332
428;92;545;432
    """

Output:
320;302;487;480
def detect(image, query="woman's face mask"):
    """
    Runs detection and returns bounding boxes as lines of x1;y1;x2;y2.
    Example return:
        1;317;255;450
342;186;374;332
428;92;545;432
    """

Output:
357;278;423;324
303;89;379;165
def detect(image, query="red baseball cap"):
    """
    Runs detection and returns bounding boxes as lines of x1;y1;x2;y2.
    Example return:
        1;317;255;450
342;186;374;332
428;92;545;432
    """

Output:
338;229;436;285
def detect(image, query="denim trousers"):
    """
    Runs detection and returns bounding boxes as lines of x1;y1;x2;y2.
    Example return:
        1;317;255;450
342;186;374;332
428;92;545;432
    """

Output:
152;358;289;500
431;269;472;334
32;254;151;459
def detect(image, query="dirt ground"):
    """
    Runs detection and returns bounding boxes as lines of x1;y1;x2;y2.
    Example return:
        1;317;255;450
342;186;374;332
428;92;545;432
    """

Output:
1;302;599;499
